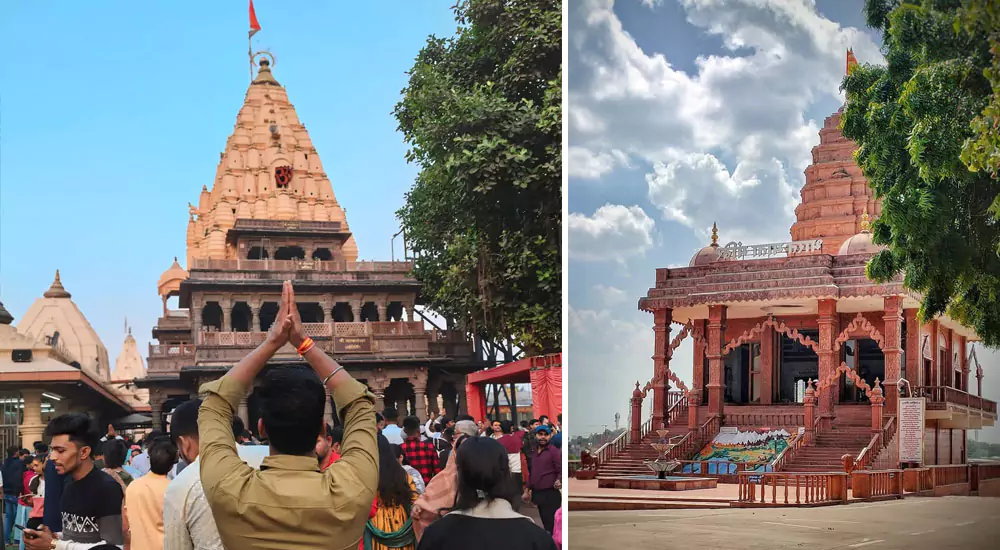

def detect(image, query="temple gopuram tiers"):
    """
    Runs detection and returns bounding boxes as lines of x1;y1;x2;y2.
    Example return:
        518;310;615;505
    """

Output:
140;57;476;431
596;97;997;478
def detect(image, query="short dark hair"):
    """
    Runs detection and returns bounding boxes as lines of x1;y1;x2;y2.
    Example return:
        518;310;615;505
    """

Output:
539;415;549;423
455;437;515;510
375;412;385;424
530;418;540;425
383;407;399;421
329;426;344;445
103;439;128;469
33;441;48;454
143;430;164;448
402;416;420;436
500;420;513;434
258;368;325;455
148;437;178;475
170;399;202;440
232;416;245;440
456;414;475;423
437;416;452;427
557;413;562;423
519;420;528;429
6;445;18;457
92;441;105;457
45;413;100;453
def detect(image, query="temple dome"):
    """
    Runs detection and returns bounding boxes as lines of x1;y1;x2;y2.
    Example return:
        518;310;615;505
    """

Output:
690;223;722;267
157;257;189;299
837;209;886;256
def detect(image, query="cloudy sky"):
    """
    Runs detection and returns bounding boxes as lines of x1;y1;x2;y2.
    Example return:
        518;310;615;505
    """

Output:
567;0;1000;443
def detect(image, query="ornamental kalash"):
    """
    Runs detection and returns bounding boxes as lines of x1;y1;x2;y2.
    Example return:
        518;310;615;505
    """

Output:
595;55;997;492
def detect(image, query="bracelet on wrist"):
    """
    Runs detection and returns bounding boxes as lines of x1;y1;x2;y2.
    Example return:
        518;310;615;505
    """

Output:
296;337;315;355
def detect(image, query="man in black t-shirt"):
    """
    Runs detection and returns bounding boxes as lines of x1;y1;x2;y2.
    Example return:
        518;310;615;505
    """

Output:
23;413;124;550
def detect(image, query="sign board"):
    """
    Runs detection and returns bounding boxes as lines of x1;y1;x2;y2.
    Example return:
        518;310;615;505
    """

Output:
798;427;806;436
747;474;762;484
719;426;739;435
334;336;373;353
898;397;925;465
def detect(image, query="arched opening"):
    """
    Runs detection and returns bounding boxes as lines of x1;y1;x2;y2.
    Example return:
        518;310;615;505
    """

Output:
387;302;404;322
723;343;760;405
231;302;252;332
312;248;333;261
361;302;379;322
839;338;884;403
333;302;354;322
778;330;819;403
259;302;279;332
202;303;223;331
274;246;305;260
297;303;324;323
247;246;269;260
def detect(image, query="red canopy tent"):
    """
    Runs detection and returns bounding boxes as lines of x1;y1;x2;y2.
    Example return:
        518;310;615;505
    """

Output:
465;353;561;422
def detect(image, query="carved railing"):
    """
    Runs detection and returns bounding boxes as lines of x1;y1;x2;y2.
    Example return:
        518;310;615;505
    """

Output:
190;257;413;273
927;464;969;486
737;471;848;505
913;386;997;415
857;415;896;470
725;410;805;428
666;414;720;461
971;462;1000;492
335;322;369;337
149;343;196;357
369;321;425;336
851;470;904;499
667;392;687;425
593;389;682;468
769;431;804;472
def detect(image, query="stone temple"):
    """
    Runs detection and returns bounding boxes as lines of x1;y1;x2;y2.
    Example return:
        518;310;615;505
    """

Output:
139;56;477;431
596;58;996;480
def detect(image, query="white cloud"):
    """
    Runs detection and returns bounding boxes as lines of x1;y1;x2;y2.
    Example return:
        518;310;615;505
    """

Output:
567;146;630;179
568;204;655;261
594;284;629;306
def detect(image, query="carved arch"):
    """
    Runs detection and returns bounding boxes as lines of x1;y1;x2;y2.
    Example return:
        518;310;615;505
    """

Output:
815;361;873;397
667;321;707;358
722;316;818;355
834;312;885;351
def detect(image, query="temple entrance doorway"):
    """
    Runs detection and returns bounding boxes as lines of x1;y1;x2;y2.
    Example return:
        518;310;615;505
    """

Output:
838;338;884;403
724;343;761;404
778;330;819;403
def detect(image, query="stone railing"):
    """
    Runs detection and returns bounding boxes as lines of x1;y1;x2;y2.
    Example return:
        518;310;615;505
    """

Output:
724;408;805;429
913;386;997;415
856;415;895;470
149;344;196;357
189;258;414;274
737;471;848;506
666;414;720;461
850;470;904;499
769;431;805;472
927;464;969;486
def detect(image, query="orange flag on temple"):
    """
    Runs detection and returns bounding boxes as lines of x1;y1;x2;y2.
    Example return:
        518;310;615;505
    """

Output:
249;0;261;38
846;48;858;75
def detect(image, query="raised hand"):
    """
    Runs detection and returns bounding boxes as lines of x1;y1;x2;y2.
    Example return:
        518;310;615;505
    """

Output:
266;281;293;347
286;282;307;348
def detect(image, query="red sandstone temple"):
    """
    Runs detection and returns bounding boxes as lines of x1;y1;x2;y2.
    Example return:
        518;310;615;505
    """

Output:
597;104;997;478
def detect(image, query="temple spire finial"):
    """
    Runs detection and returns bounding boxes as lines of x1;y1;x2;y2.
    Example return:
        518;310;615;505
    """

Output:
847;48;858;75
860;206;872;233
44;269;71;299
711;222;719;246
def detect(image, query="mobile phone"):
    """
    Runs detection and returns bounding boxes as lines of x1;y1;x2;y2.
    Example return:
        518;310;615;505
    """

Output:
13;523;25;531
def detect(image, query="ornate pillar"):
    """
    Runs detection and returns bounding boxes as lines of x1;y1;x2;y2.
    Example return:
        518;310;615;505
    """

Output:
19;389;46;449
904;308;919;387
817;298;838;422
350;300;362;323
692;320;707;405
869;380;884;434
760;324;775;404
803;381;816;445
883;296;903;416
404;303;416;323
376;300;388;323
687;388;699;431
326;302;336;330
410;368;429;422
651;308;671;430
251;303;261;332
150;394;165;432
369;372;390;414
630;383;643;443
323;389;334;427
238;394;249;428
221;298;232;332
706;305;726;418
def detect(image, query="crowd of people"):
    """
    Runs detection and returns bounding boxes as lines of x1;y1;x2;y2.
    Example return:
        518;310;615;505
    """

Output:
3;282;561;549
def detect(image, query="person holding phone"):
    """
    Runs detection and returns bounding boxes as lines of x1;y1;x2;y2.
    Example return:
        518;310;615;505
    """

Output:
23;414;124;550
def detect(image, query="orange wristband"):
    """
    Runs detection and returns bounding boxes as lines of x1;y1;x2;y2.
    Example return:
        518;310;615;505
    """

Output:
297;337;314;355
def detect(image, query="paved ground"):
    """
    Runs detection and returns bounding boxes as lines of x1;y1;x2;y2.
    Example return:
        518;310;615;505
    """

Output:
569;496;1000;549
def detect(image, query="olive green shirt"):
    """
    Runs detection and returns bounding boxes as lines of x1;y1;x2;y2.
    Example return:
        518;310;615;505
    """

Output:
197;374;378;550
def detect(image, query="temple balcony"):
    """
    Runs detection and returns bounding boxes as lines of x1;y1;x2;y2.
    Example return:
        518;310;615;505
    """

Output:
187;258;415;283
914;386;997;429
147;343;196;375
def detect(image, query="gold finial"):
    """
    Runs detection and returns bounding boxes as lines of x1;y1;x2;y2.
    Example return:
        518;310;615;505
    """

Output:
44;269;71;299
860;207;872;233
711;222;719;246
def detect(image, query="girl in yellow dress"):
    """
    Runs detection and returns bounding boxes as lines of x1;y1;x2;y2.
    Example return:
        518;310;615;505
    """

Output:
364;434;418;549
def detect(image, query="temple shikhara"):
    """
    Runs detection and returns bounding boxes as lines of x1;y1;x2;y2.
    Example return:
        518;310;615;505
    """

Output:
139;55;477;431
590;55;997;499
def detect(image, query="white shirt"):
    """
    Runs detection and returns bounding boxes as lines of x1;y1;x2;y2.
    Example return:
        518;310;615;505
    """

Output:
382;424;404;445
131;451;150;476
162;447;265;550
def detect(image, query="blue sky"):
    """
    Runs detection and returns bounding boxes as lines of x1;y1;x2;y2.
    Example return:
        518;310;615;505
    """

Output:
0;3;457;366
567;0;1000;443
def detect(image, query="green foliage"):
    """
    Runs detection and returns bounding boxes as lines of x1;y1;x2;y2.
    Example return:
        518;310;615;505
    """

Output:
394;0;561;355
843;0;1000;346
967;437;1000;458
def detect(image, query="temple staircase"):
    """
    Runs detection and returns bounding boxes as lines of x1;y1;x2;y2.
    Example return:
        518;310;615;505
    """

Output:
596;406;692;477
781;425;873;472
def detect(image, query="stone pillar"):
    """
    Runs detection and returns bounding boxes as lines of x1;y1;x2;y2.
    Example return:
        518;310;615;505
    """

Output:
350;300;362;323
869;379;885;434
251;304;261;332
221;299;232;332
376;300;388;323
411;369;429;423
803;380;816;445
192;302;203;336
883;296;903;416
706;305;726;418
959;336;969;392
929;320;939;387
651;308;671;429
396;398;409;419
326;303;336;330
630;383;643;443
19;390;46;449
323;389;334;427
238;395;249;428
369;374;390;414
817;298;838;421
692;320;707;405
760;324;775;404
904;308;919;387
151;396;164;432
687;388;699;431
404;303;416;323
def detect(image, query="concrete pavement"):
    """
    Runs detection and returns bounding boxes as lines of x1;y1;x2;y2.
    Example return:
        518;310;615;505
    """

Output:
569;496;1000;549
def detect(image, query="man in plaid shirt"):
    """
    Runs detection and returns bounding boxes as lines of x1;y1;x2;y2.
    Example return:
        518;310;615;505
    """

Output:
400;416;440;482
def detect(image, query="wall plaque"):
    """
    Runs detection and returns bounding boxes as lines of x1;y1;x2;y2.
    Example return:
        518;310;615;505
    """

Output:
334;336;373;353
898;397;925;465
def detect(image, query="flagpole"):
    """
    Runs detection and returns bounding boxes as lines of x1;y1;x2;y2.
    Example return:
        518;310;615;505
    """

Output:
249;31;253;83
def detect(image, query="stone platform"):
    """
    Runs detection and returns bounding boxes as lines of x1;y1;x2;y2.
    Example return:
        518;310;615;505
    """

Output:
598;475;718;491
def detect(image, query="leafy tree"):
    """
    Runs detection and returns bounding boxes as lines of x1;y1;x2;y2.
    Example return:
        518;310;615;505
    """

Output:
394;0;561;358
843;0;1000;345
